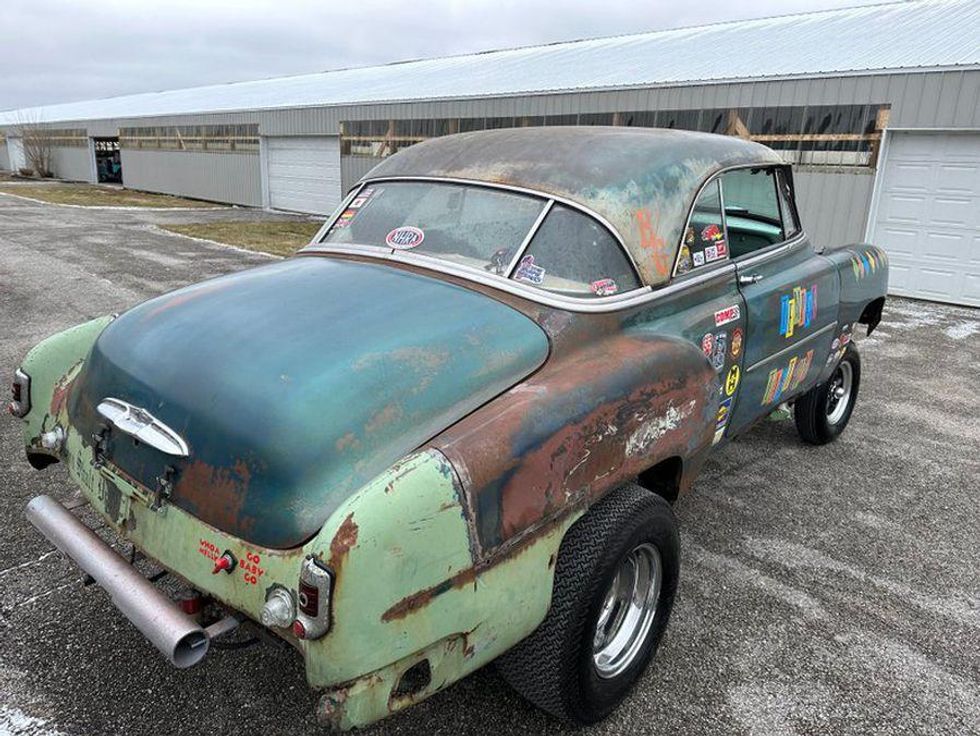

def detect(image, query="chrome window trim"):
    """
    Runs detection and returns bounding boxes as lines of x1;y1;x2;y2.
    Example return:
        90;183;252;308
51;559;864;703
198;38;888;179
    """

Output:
310;182;367;243
733;231;809;269
744;321;837;373
504;199;553;277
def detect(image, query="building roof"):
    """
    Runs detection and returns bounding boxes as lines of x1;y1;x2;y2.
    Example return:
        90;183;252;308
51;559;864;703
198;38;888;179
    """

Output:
2;0;978;126
348;127;783;286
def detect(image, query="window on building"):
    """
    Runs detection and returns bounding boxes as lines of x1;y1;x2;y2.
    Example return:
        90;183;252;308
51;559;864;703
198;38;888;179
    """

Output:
513;204;640;298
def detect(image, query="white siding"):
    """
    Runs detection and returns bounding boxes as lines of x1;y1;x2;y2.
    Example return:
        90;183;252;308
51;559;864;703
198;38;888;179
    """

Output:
871;131;980;305
266;136;340;215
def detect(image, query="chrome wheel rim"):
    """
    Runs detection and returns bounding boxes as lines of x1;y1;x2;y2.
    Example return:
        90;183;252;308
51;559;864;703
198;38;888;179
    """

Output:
592;543;662;679
826;360;853;425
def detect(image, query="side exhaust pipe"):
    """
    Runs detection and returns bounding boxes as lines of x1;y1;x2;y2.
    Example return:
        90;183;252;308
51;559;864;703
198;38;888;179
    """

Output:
26;494;236;668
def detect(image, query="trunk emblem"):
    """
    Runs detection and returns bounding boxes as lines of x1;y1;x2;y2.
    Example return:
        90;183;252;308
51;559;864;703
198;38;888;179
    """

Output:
96;398;190;457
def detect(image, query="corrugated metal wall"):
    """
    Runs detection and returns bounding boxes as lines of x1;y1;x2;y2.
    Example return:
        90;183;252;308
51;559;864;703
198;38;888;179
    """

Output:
120;149;261;206
0;139;9;171
50;146;93;182
0;69;975;246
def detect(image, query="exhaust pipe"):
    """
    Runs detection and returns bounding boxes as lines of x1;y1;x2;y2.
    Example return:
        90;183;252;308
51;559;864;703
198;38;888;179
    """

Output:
26;494;235;668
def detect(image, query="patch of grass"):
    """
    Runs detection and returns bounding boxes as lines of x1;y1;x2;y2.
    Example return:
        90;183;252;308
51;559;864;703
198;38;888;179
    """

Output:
0;184;221;208
160;221;322;257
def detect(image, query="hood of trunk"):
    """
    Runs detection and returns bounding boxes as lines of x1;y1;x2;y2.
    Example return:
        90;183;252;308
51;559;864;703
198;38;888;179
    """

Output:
69;256;549;548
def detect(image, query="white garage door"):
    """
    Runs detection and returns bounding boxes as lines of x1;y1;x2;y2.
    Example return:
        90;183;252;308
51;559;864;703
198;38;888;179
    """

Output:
266;136;341;215
870;131;980;306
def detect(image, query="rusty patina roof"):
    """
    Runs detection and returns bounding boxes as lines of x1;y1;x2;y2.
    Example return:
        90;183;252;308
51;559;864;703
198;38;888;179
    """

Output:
362;127;783;286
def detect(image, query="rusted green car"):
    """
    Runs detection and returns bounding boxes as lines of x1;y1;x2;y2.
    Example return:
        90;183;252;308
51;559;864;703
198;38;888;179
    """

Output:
13;128;887;729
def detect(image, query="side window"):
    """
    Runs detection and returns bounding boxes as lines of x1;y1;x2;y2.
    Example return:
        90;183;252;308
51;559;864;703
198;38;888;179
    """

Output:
510;205;641;298
676;179;728;275
719;168;786;258
776;168;801;238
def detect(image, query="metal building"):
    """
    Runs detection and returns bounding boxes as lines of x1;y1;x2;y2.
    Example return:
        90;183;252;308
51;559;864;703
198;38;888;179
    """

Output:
1;0;978;305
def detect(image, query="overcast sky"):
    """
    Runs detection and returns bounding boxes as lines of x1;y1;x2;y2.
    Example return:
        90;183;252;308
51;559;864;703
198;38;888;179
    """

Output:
3;0;888;111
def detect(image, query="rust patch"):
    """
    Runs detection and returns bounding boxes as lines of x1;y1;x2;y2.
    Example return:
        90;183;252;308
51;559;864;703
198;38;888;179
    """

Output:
329;512;359;571
49;361;82;417
365;403;403;435
381;566;477;622
335;431;359;452
174;459;253;536
634;208;673;279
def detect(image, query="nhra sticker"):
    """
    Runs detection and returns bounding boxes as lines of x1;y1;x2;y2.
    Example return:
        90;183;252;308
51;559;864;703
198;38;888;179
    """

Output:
591;278;619;296
714;305;741;327
385;226;425;249
514;255;546;285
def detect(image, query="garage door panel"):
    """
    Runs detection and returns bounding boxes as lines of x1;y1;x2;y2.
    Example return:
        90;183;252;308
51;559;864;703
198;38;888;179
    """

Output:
872;132;980;306
266;136;341;215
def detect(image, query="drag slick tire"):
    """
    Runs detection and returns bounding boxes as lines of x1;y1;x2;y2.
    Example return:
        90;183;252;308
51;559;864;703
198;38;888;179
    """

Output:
496;483;680;724
794;343;861;445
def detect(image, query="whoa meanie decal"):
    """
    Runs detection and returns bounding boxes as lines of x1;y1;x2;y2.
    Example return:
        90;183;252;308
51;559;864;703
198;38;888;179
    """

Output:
779;284;817;338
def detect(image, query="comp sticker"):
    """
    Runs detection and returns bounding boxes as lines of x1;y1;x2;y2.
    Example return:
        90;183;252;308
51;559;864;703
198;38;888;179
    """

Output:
385;226;425;250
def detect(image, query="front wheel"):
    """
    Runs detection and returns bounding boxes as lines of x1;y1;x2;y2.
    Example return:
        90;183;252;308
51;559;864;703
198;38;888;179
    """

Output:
496;484;680;724
794;343;861;444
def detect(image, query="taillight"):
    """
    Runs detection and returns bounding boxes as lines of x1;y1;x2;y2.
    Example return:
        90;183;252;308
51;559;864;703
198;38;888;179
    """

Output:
9;369;30;418
293;556;333;640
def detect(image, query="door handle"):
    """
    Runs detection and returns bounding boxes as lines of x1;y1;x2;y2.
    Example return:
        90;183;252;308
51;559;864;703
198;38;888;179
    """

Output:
739;273;764;285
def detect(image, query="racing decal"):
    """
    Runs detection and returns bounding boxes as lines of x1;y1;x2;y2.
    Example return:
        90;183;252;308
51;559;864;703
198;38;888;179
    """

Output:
716;396;733;430
198;539;265;586
711;333;727;372
693;251;705;267
762;349;815;405
850;247;887;280
701;224;724;243
725;364;740;396
386;226;425;249
514;254;546;285
730;327;743;358
676;244;693;275
332;209;357;229
779;284;818;338
701;332;714;357
704;244;720;262
716;239;729;258
714;304;741;327
591;278;619;296
349;196;368;208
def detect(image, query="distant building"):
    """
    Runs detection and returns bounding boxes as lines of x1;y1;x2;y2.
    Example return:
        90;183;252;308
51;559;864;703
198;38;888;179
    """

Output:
1;0;978;304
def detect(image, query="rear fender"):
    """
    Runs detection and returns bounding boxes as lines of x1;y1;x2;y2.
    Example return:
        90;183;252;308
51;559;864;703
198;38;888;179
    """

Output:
432;333;717;560
15;315;115;456
823;244;889;331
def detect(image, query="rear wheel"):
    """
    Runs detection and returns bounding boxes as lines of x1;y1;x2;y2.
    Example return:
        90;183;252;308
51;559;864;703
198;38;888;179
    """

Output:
496;484;680;724
794;343;861;444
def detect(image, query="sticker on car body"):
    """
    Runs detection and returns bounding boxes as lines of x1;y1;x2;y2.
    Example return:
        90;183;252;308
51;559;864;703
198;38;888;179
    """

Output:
714;305;741;327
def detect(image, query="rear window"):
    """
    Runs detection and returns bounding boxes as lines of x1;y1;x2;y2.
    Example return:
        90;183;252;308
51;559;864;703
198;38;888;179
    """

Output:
320;181;544;273
316;181;641;299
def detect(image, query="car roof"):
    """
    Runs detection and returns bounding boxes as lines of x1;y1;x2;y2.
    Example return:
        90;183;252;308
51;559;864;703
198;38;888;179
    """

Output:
361;126;784;287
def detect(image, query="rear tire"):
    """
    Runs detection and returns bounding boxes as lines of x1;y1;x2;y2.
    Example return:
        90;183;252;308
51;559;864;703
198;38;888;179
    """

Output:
496;484;680;724
794;343;861;444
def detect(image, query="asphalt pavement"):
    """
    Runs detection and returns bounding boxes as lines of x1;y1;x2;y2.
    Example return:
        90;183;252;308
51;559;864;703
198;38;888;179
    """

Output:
0;191;978;736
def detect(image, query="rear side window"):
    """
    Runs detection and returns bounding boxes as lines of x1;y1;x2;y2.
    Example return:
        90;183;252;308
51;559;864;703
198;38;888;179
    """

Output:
510;204;641;298
676;179;728;275
720;168;785;258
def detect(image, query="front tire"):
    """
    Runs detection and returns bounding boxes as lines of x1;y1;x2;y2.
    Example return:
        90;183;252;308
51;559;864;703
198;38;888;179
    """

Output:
496;484;680;724
794;343;861;444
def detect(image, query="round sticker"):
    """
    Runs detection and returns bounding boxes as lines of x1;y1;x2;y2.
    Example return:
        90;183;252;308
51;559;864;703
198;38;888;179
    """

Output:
725;364;740;396
730;327;743;358
385;226;425;250
701;332;714;357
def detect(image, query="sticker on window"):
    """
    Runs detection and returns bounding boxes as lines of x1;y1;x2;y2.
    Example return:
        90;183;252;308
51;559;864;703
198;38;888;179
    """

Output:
333;209;357;229
385;226;425;250
590;278;618;296
514;255;546;285
701;224;724;242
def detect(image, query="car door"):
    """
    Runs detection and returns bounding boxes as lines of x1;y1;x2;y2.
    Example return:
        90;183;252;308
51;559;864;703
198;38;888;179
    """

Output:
724;166;840;436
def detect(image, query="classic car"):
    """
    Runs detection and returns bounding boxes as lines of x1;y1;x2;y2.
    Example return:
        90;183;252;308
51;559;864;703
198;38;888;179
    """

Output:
12;127;888;729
